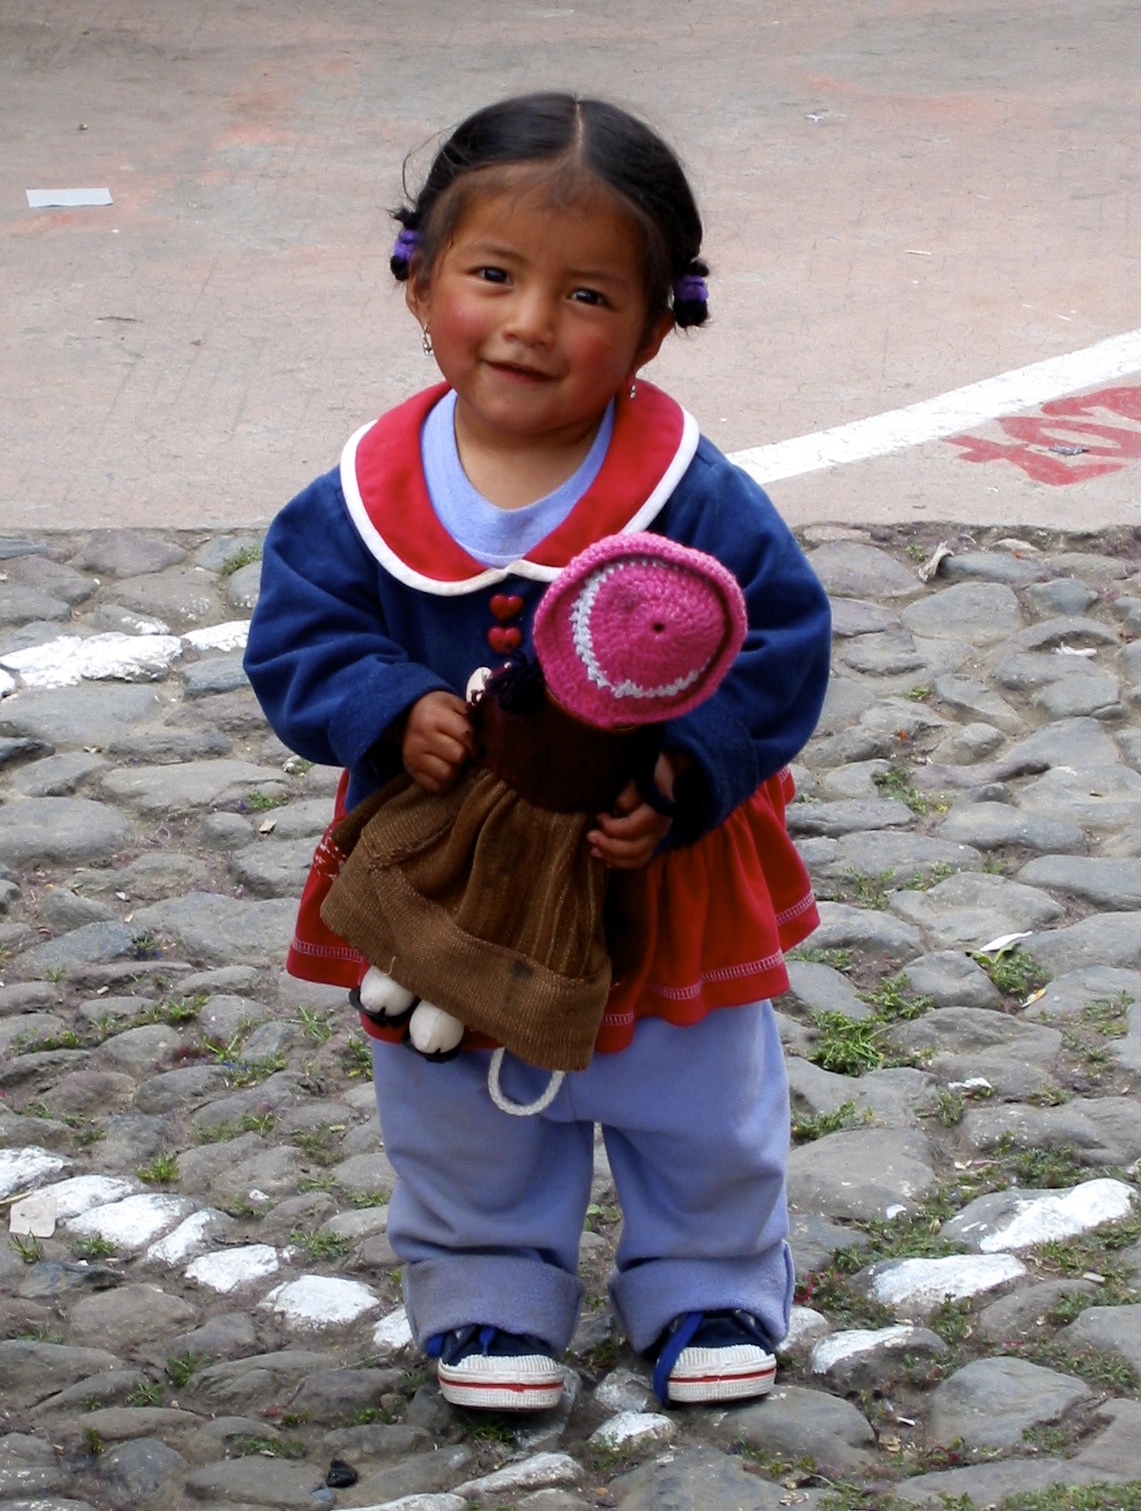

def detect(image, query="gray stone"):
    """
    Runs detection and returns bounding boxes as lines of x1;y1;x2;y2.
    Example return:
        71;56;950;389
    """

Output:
285;1367;405;1421
810;1324;946;1390
805;903;925;962
902;582;1023;643
187;1350;339;1411
0;585;72;624
789;1212;868;1276
901;951;1001;1009
1029;965;1141;1022
101;570;222;631
7;555;98;606
708;1383;876;1474
789;1057;933;1129
348;1445;477;1507
964;1097;1141;1168
1018;854;1141;910
168;1311;260;1361
0;798;135;866
888;871;1064;948
1024;913;1141;973
1062;1302;1141;1371
829;597;901;637
932;673;1023;733
894;1460;1118;1509
931;721;1005;762
788;1128;935;1221
978;1278;1098;1341
891;1007;1061;1074
106;726;232;762
1026;576;1100;615
15;922;140;976
75;850;212;902
128;892;296;966
225;561;262;611
196;993;274;1043
39;887;116;930
0;684;164;746
925;1356;1089;1449
228;837;317;898
786;798;917;837
69;531;187;577
181;653;250;698
1010;614;1122;652
321;1422;433;1462
808;542;922;600
781;962;870;1020
182;1458;331;1507
99;759;288;815
1020;763;1141;829
0;1342;123;1409
10;752;106;797
1035;666;1122;719
609;1446;795;1510
1002;715;1123;770
835;628;926;676
194;534;265;573
937;801;1086;853
133;1064;230;1114
1073;1399;1141;1479
941;551;1052;586
331;1151;399;1199
828;830;983;884
96;1436;186;1506
94;1022;183;1072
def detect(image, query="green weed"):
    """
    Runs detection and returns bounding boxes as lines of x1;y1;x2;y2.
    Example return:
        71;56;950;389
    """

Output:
230;1435;305;1459
297;1002;336;1044
787;946;853;971
873;764;929;815
289;1228;350;1262
861;970;932;1021
136;1150;179;1184
791;1098;871;1143
125;1381;165;1407
219;544;262;577
809;1011;884;1075
243;790;288;813
166;1350;206;1386
9;1232;43;1264
72;1234;118;1261
973;947;1049;999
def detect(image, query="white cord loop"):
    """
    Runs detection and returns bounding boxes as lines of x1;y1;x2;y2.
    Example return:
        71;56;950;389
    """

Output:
487;1049;565;1117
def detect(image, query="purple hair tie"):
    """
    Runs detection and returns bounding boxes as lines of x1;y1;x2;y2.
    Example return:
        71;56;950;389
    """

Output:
392;228;421;265
673;274;708;304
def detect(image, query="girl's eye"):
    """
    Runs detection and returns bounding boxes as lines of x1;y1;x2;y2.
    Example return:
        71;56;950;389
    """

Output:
570;288;607;306
475;267;509;284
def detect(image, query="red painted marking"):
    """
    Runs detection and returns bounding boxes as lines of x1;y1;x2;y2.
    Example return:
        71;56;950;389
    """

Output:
945;382;1141;484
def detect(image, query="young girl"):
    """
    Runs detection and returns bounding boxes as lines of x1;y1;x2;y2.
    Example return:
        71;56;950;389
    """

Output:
244;92;831;1413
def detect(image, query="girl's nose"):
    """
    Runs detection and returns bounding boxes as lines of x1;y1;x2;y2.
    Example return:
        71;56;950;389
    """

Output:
503;286;556;346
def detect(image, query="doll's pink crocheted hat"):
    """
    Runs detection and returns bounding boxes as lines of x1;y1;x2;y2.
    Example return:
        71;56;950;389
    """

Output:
532;533;748;729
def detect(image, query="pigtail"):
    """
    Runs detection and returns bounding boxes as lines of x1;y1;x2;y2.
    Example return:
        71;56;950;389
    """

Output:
389;210;420;283
672;258;710;329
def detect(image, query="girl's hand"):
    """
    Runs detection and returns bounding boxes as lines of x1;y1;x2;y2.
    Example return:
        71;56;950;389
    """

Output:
587;751;689;869
402;691;475;793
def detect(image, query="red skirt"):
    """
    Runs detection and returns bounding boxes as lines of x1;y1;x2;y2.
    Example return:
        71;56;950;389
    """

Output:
288;768;818;1054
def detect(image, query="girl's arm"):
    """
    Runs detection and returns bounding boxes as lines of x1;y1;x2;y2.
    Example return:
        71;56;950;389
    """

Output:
243;472;452;783
655;446;833;843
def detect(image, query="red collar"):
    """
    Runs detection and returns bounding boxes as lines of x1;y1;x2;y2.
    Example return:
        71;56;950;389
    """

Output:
339;382;698;593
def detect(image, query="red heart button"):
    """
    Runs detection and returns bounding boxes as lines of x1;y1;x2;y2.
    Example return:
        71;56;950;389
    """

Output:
488;625;522;653
490;593;524;622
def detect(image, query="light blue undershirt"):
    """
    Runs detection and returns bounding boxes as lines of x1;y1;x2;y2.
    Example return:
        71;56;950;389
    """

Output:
422;389;615;568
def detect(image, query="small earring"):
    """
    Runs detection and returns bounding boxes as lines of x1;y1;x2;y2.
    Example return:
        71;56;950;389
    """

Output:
422;326;433;357
628;378;638;400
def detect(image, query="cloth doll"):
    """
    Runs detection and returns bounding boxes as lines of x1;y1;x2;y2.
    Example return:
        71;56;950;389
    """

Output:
319;533;747;1108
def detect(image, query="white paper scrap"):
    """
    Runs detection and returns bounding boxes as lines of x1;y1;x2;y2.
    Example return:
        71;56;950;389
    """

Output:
27;188;113;208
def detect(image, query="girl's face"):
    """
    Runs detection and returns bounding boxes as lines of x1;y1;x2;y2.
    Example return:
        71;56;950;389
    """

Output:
407;183;673;455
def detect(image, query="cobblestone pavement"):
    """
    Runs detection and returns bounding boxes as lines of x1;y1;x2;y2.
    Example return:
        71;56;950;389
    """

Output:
1;521;1140;1511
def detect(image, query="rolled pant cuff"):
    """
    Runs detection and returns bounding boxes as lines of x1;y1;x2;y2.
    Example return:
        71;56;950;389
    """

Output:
609;1243;794;1355
403;1255;585;1355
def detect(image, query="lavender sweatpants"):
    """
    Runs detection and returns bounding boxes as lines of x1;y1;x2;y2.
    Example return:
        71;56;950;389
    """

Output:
370;1000;792;1356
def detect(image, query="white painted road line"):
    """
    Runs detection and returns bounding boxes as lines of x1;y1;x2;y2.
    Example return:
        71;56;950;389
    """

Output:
729;328;1141;484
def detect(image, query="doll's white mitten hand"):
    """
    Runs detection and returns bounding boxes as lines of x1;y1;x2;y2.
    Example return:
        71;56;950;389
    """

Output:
359;967;416;1020
408;1002;465;1056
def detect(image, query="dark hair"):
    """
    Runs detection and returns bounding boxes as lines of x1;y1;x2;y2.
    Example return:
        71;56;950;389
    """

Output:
390;93;709;329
